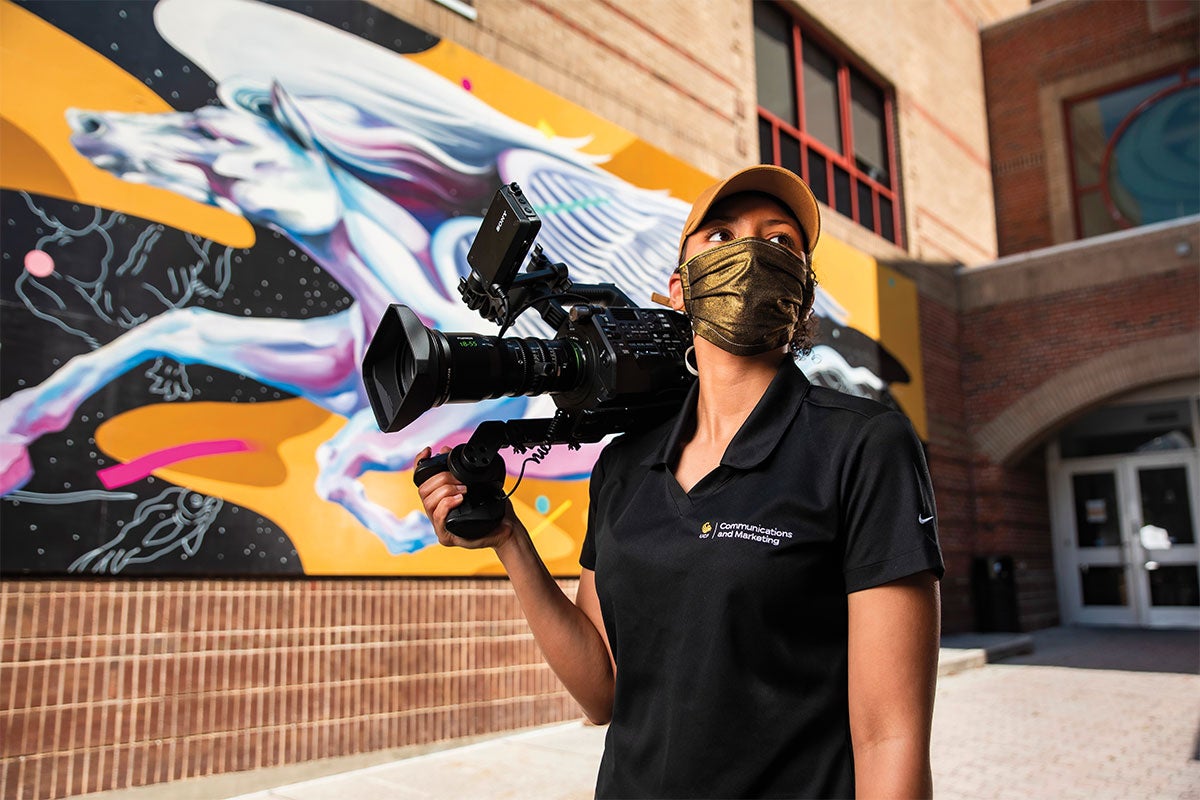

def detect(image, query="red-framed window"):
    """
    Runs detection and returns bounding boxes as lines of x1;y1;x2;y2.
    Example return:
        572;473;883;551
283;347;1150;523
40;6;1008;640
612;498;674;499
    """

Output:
1063;64;1199;240
753;3;902;246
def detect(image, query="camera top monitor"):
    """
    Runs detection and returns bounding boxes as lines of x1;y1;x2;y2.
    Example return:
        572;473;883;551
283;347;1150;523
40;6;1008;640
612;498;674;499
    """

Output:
467;183;541;289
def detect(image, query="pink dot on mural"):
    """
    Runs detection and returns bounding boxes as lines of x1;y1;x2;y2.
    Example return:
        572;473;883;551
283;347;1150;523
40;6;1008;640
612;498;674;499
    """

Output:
461;77;473;91
24;250;55;278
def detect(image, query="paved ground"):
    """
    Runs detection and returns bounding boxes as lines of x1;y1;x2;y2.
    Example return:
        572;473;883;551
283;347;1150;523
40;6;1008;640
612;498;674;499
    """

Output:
931;651;1199;799
84;626;1200;800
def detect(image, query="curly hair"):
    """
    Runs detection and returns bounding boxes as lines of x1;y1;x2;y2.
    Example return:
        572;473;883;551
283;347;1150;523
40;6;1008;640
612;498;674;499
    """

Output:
789;265;819;357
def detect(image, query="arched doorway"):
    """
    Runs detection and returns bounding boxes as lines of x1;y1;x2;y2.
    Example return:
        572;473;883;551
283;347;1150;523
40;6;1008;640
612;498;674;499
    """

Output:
1047;382;1199;628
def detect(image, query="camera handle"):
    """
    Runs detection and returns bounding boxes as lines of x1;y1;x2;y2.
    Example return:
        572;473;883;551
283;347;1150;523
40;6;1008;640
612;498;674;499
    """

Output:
412;417;569;539
488;245;638;334
412;446;508;540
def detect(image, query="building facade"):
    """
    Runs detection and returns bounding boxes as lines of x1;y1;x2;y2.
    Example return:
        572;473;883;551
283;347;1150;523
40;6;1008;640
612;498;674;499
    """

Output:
1;1;1196;798
971;0;1199;629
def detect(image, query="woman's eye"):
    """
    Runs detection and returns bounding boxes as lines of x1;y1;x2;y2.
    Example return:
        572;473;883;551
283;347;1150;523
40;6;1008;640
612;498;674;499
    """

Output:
705;229;732;242
768;232;795;248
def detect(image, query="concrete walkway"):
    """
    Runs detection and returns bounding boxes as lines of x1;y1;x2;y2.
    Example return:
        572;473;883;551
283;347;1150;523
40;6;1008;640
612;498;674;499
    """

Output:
81;626;1199;800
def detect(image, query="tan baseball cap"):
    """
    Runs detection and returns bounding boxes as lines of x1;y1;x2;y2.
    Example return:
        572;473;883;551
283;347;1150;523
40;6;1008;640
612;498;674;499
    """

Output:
678;164;821;258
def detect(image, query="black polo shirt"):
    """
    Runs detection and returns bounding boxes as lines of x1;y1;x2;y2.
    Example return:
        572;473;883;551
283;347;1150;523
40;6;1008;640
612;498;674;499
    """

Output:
580;359;943;799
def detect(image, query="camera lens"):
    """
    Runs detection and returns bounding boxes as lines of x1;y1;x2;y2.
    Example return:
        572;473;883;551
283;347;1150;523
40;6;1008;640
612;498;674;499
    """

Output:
362;304;589;433
440;333;587;403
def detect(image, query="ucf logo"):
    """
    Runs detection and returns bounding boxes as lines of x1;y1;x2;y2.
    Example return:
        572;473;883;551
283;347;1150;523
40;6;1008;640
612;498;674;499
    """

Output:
700;521;713;538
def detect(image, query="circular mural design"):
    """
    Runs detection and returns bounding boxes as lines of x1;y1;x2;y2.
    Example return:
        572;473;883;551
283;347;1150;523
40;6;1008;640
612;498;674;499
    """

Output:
1103;81;1200;227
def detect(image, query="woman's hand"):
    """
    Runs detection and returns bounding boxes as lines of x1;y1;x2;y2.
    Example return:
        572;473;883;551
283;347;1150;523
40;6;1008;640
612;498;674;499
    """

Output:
414;446;520;550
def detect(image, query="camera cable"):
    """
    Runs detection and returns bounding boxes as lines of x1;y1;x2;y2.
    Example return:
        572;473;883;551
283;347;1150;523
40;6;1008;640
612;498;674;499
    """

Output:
503;409;568;500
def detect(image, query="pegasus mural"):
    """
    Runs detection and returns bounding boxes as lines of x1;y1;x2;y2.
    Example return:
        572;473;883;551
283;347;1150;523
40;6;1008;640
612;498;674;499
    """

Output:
0;0;922;576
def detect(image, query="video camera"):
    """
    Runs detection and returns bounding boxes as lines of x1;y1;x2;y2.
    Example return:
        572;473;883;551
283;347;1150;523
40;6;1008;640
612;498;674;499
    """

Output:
362;182;694;538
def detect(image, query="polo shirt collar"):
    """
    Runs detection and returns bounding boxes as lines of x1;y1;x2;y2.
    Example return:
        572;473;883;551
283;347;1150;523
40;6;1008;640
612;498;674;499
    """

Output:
642;359;812;470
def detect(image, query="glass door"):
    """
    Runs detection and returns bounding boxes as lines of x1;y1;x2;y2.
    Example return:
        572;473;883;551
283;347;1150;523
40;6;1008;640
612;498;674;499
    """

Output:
1054;453;1199;627
1132;460;1199;627
1062;464;1137;625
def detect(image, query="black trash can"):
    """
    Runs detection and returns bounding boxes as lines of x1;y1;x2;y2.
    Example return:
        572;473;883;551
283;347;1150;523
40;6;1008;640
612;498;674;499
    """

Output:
970;555;1020;632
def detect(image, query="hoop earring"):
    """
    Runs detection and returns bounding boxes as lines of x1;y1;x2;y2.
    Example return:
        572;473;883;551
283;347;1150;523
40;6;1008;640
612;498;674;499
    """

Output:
684;345;699;377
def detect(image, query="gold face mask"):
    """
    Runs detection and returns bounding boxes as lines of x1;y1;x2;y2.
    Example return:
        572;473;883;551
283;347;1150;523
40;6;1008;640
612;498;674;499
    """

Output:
679;238;811;356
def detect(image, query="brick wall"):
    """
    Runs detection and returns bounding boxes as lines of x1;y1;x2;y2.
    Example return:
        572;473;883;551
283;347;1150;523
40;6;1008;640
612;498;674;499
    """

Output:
381;0;758;179
799;0;1028;265
969;453;1057;630
973;0;1199;628
957;251;1199;628
0;579;580;800
918;291;977;635
880;255;978;634
962;266;1199;429
982;0;1200;254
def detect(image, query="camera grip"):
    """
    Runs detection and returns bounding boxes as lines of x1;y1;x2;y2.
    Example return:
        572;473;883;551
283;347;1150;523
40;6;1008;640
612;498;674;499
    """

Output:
412;451;506;540
413;453;450;487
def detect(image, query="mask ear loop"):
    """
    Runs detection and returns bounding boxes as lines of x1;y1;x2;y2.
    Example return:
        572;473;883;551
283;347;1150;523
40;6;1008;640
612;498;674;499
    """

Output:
675;264;700;377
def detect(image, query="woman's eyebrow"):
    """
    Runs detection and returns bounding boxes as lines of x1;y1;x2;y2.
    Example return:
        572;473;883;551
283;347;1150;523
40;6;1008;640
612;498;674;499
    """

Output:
697;214;735;228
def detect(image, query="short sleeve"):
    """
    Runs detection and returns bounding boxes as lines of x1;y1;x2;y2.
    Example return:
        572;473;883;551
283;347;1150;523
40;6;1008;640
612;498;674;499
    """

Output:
841;410;944;593
579;446;609;571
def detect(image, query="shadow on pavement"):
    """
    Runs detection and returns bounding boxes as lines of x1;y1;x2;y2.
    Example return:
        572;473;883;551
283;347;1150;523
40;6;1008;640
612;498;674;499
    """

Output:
993;625;1199;674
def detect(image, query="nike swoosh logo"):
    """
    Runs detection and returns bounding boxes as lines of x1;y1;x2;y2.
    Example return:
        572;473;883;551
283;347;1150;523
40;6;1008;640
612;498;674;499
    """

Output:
918;514;934;524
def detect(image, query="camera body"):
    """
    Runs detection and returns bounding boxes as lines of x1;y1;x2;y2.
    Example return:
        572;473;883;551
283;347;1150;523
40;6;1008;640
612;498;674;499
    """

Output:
549;303;692;411
362;182;694;537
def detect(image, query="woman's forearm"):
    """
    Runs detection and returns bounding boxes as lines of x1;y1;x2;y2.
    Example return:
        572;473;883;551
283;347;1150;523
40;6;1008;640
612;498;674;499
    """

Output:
853;736;933;799
494;528;615;724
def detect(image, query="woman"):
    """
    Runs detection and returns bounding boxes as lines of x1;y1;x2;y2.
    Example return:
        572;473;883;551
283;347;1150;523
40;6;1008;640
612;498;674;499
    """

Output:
417;165;943;799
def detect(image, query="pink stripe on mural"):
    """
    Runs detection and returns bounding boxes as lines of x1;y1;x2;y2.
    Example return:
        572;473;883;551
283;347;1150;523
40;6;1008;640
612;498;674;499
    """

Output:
97;439;255;489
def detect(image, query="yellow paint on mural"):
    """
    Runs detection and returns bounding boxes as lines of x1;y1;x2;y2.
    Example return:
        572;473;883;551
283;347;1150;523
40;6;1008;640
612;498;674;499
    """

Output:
877;264;927;438
0;0;254;248
94;398;589;575
809;235;881;338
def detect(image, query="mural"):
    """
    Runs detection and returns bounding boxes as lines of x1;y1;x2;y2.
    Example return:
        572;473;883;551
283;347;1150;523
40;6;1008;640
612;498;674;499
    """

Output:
0;0;926;577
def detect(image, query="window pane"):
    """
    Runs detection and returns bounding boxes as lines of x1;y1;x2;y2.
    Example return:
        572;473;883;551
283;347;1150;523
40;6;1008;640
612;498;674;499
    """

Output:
879;196;895;242
1067;70;1197;236
754;3;798;126
780;131;802;177
1069;100;1105;186
1106;82;1200;226
1060;399;1193;457
856;181;874;232
759;116;775;163
850;69;889;184
1080;566;1127;606
833;164;852;218
1078;190;1118;238
807;150;829;205
1138;467;1195;546
1069;74;1178;187
802;39;842;153
1148;565;1200;607
1072;472;1121;548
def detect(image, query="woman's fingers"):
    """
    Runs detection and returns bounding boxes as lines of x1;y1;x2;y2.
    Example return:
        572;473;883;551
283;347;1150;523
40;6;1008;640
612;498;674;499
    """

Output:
414;444;513;549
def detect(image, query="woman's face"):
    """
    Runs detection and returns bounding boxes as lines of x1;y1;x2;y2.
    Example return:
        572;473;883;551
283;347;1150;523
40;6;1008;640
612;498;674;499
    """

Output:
669;192;808;314
680;193;808;265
